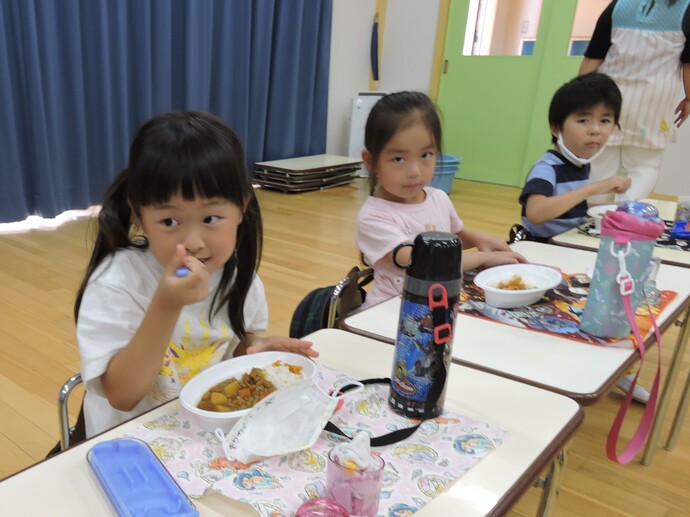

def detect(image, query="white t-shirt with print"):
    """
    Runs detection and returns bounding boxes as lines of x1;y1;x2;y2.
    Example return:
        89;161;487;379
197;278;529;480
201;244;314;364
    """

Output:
78;247;268;437
357;187;464;307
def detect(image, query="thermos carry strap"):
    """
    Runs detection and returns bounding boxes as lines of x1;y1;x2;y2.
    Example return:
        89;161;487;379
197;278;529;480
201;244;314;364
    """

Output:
325;284;451;447
323;377;441;447
606;242;662;464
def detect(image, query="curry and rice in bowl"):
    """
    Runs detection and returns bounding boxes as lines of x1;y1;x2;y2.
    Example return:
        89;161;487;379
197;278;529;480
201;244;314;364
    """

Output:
180;352;316;432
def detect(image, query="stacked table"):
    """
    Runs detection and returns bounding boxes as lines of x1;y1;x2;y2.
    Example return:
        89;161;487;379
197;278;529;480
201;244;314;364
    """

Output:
254;154;363;193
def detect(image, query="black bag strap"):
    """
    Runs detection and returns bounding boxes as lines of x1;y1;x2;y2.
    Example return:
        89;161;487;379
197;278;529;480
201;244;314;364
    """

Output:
323;372;445;447
336;267;374;326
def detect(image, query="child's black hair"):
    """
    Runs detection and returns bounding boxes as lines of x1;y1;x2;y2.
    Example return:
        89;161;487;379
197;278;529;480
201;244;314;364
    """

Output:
74;111;262;339
548;72;622;144
364;91;443;194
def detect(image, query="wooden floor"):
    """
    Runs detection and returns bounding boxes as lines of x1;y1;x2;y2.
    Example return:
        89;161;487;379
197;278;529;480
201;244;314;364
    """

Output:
1;178;689;516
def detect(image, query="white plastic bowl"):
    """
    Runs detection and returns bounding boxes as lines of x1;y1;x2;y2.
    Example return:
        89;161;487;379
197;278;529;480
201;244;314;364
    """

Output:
179;351;316;433
586;204;619;232
474;264;563;309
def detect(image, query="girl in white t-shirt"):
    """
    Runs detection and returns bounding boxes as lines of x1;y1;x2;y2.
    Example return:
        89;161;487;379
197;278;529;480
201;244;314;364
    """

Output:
357;91;526;307
76;111;316;437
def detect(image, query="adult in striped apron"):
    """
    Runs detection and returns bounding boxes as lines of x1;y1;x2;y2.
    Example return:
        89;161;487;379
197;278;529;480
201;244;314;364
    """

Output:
580;0;690;204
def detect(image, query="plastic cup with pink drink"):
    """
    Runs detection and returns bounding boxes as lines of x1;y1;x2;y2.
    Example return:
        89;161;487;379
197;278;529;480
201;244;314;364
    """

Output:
326;432;385;517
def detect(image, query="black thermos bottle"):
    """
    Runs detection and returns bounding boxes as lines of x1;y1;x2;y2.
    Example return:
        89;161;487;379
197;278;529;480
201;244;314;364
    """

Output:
389;231;463;418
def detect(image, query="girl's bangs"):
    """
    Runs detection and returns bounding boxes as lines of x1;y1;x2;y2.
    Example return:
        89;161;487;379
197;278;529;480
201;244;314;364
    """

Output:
130;147;246;208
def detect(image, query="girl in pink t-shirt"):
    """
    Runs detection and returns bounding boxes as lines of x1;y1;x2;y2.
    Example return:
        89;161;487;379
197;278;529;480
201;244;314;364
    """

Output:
356;91;526;307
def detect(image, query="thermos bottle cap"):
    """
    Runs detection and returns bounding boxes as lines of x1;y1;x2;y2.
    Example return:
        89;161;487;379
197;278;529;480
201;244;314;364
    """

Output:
616;201;662;223
408;231;462;282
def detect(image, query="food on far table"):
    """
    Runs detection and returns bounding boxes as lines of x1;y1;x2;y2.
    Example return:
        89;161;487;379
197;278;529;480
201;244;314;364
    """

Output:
496;275;534;291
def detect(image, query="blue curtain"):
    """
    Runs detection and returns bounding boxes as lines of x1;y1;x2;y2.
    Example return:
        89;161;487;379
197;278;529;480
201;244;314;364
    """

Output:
0;0;332;223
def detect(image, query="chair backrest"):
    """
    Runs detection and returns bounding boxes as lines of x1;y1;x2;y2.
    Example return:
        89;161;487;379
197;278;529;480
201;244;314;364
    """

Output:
289;266;374;338
509;224;528;244
58;373;86;451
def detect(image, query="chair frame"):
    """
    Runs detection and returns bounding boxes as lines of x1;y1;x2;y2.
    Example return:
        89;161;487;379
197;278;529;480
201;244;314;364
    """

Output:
327;266;374;329
58;373;83;451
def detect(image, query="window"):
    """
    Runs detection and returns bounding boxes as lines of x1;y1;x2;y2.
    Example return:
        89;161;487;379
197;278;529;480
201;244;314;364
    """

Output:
463;0;544;56
520;39;536;56
568;39;590;56
569;0;610;57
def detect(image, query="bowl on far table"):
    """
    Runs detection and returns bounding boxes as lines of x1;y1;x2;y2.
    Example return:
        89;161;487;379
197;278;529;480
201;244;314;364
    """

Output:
474;263;563;309
586;204;619;232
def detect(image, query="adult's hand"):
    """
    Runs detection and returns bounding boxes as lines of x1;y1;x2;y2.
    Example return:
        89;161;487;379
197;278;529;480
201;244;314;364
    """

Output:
674;97;690;128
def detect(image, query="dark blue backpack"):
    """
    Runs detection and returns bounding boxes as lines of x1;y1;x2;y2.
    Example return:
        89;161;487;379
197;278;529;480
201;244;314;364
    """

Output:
289;267;373;338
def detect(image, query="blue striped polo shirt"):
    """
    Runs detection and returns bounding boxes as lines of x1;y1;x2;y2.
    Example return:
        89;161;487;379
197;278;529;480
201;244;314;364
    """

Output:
519;150;589;239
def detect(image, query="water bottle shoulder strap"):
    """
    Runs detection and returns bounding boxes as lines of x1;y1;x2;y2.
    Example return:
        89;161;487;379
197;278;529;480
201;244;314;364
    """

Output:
323;378;434;447
606;290;662;464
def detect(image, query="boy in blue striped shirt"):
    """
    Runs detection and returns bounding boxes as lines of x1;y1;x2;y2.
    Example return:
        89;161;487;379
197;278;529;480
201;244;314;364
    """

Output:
519;73;630;242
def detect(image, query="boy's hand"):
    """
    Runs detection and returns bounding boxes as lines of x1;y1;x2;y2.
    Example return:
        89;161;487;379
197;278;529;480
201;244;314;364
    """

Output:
592;175;631;195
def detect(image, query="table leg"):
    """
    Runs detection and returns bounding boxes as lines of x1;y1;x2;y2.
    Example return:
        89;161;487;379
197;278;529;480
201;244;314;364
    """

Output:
534;449;566;517
665;357;690;451
641;307;690;465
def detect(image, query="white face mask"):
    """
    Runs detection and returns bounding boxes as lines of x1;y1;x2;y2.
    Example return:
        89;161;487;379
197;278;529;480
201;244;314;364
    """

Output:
216;378;362;464
556;131;607;166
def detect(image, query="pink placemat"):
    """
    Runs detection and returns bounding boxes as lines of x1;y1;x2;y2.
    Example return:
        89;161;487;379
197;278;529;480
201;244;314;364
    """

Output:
125;366;509;516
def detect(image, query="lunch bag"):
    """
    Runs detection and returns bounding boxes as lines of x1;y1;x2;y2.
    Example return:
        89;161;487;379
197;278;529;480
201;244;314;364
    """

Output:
289;266;373;338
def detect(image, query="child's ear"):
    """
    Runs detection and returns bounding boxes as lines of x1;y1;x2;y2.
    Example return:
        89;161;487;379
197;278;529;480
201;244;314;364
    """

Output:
362;149;374;174
549;124;559;140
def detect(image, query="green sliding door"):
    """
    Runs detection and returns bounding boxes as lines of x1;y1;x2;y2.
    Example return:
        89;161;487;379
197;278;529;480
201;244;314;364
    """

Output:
437;0;584;186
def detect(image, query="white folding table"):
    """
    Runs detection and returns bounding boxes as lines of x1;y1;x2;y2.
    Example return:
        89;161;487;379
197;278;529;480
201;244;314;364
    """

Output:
0;329;582;517
343;241;690;464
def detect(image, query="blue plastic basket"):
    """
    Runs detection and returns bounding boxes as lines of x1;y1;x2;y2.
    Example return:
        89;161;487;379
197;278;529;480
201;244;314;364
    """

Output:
436;154;461;169
431;154;461;193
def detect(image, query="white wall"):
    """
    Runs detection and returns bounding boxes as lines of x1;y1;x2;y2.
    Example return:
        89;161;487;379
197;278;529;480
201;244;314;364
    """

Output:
657;126;690;197
378;0;439;93
327;0;377;156
327;0;440;156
